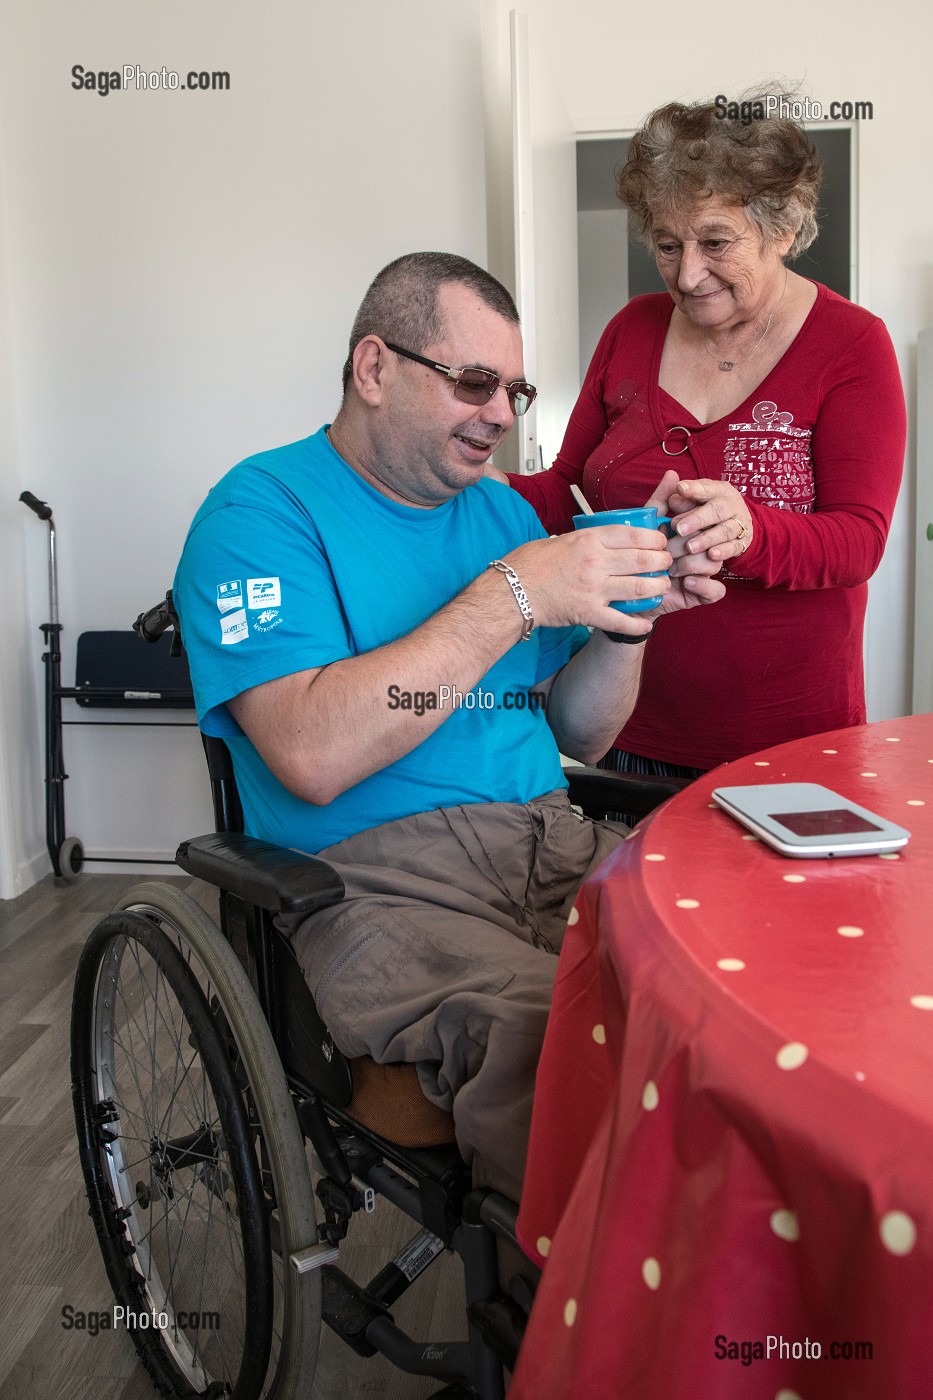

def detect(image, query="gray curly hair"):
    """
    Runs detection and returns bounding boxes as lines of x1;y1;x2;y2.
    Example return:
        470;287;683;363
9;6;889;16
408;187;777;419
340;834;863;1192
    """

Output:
616;93;823;259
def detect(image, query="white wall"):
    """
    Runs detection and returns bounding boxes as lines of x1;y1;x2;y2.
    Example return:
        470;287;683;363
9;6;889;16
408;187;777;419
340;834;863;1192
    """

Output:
0;97;44;900
0;0;487;896
515;0;931;723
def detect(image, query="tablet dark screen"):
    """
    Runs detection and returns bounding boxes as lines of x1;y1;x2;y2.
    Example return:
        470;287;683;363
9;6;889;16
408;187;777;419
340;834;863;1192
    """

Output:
769;808;882;837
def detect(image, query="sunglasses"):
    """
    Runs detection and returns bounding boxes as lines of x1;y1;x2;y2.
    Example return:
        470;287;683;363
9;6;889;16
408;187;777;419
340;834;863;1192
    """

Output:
384;341;537;417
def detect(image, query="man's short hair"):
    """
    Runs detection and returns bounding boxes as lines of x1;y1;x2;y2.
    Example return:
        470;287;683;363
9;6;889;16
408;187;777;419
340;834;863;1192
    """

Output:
341;252;519;396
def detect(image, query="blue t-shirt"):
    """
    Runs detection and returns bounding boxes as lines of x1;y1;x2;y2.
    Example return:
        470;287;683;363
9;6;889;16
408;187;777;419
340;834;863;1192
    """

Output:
174;428;588;852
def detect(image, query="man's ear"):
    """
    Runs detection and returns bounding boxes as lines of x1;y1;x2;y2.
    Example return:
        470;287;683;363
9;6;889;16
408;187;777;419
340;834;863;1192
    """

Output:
352;335;391;407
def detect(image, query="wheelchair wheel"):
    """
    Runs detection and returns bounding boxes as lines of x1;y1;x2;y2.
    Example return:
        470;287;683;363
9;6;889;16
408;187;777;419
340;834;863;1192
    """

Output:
72;884;321;1399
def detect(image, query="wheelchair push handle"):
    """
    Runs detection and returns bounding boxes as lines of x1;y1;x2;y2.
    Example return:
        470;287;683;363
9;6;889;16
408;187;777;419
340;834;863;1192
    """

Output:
19;490;53;521
134;590;184;654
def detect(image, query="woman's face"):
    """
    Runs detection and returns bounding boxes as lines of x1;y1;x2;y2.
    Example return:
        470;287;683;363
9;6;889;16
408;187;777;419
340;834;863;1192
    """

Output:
650;199;795;330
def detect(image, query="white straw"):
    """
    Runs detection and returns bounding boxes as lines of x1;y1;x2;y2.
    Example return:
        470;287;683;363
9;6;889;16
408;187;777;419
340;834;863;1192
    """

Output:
570;484;594;515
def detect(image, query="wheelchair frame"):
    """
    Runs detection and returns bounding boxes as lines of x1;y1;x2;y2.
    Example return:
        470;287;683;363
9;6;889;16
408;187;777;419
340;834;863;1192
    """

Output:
69;596;688;1399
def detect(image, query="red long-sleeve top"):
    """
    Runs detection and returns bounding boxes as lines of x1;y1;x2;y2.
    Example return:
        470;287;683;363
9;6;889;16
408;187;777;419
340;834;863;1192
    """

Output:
511;285;907;769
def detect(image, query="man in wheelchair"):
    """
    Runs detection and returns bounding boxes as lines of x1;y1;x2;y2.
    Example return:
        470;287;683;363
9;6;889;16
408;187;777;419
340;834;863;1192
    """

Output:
71;251;727;1400
172;251;725;1208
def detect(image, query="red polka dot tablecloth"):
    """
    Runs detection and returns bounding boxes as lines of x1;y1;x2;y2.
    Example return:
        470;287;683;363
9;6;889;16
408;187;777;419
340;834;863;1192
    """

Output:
511;716;933;1400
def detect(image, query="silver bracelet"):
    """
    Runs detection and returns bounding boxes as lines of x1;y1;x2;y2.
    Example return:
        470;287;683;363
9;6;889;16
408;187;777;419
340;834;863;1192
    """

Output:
487;560;534;641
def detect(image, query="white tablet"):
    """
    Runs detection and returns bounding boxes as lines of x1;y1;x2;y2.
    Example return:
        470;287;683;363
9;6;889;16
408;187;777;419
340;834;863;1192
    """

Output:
712;782;911;859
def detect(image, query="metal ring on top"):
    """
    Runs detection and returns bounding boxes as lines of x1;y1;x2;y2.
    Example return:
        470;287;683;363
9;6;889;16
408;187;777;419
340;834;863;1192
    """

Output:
661;426;692;456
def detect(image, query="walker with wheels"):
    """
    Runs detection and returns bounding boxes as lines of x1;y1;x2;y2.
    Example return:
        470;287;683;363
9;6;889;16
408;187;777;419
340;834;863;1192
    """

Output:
19;491;193;881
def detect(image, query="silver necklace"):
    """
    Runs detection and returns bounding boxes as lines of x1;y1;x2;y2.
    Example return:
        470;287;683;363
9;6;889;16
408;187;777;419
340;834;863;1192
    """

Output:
703;269;788;372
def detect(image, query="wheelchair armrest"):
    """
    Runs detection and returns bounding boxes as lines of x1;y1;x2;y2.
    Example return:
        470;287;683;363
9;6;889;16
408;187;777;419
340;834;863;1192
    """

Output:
563;764;689;819
175;832;345;915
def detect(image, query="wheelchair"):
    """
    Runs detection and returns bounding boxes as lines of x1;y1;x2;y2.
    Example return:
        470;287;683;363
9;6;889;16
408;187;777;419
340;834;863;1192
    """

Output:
69;594;688;1400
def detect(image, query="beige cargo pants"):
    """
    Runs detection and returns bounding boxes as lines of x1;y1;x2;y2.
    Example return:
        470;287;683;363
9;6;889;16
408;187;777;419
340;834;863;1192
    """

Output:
285;790;623;1202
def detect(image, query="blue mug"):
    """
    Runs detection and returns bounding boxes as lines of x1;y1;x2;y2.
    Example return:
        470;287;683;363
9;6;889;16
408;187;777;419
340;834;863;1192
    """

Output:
572;505;673;613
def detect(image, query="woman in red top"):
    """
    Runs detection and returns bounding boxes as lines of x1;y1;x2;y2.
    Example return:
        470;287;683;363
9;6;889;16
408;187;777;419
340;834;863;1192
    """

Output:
497;97;906;776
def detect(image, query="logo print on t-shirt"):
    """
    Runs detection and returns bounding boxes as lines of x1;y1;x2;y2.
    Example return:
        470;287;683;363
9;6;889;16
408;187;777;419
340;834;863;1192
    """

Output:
723;400;814;513
220;609;248;645
254;608;282;633
247;577;281;609
217;579;242;612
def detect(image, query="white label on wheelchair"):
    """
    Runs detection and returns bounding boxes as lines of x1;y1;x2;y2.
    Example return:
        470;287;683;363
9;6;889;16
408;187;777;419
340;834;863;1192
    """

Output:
395;1229;446;1282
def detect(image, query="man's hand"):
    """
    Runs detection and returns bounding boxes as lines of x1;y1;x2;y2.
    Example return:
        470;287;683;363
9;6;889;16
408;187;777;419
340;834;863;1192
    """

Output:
500;526;675;638
658;567;726;613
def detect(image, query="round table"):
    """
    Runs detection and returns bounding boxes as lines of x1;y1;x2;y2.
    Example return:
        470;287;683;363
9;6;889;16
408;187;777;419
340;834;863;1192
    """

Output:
511;715;933;1400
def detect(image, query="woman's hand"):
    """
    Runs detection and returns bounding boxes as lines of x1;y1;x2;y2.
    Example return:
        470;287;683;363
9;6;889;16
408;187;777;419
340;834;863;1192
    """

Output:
666;477;753;564
483;461;510;485
644;469;731;602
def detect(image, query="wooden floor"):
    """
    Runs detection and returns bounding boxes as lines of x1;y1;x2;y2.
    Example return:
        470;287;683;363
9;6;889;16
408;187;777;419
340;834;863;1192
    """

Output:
0;873;466;1400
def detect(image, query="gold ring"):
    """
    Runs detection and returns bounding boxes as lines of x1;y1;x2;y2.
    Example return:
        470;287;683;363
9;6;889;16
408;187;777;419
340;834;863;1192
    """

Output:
661;426;692;456
734;518;748;541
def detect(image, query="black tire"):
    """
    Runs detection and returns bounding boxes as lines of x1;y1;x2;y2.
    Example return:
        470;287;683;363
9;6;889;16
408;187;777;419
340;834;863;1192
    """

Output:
58;835;84;881
72;885;321;1398
118;884;322;1398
